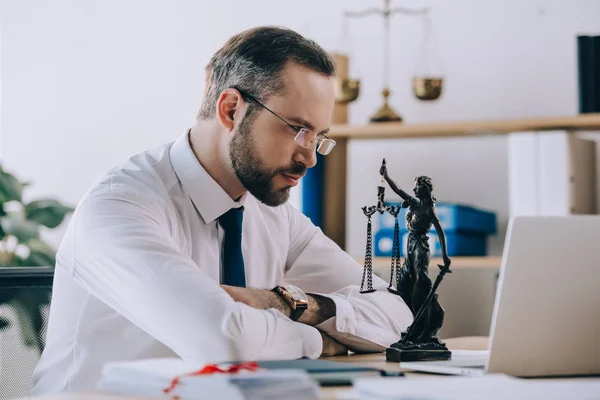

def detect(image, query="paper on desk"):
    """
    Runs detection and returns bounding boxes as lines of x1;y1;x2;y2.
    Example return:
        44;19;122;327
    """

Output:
398;350;489;376
97;357;322;400
340;374;600;400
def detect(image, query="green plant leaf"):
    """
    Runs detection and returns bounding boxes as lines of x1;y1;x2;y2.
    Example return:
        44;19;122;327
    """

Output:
0;167;23;203
9;255;28;267
25;199;74;229
25;252;55;267
24;239;56;266
0;216;40;242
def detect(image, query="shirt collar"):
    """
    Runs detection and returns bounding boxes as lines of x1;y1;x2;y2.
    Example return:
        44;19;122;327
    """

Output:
170;130;245;224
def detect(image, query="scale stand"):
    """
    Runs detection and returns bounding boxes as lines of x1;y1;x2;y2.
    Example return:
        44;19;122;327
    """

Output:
360;205;378;294
360;184;388;294
343;0;429;122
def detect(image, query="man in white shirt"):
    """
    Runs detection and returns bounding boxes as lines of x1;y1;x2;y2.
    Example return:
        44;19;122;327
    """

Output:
32;26;413;394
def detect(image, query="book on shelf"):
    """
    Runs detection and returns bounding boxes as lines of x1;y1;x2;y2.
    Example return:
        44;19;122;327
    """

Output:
577;35;600;114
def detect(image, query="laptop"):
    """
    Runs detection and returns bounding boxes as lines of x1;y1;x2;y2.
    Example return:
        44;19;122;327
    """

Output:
400;216;600;377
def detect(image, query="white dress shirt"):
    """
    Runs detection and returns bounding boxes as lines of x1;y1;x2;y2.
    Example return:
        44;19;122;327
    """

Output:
31;131;413;394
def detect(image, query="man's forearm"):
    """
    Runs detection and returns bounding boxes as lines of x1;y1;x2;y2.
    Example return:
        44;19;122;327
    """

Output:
221;285;335;326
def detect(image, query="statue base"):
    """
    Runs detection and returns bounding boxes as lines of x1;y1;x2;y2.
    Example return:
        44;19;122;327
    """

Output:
385;339;451;362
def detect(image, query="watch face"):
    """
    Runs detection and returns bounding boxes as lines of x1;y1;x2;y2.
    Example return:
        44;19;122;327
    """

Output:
285;285;308;306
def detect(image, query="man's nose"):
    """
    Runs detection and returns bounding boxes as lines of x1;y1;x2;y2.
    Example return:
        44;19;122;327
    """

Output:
293;146;317;169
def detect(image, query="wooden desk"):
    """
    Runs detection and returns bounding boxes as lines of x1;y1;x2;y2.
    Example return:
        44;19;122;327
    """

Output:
320;336;489;399
324;336;488;375
15;337;489;400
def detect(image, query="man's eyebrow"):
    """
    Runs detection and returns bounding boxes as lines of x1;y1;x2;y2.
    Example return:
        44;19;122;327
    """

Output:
287;117;330;135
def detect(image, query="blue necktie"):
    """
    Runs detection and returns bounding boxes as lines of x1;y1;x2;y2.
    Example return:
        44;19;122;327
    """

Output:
219;207;246;287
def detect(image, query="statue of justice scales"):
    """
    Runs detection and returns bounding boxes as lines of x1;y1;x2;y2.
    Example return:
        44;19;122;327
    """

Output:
360;159;453;362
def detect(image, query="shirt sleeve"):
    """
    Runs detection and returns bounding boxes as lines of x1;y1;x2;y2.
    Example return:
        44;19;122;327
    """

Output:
283;204;414;352
71;190;322;363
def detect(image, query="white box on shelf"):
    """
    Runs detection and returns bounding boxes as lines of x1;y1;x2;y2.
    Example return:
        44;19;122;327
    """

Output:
508;130;596;217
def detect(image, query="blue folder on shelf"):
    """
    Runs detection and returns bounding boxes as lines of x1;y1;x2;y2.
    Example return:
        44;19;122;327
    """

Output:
301;154;325;227
374;229;488;257
374;202;496;257
378;202;497;235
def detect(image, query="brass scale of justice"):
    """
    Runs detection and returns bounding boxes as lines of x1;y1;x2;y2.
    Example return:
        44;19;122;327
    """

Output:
334;0;443;122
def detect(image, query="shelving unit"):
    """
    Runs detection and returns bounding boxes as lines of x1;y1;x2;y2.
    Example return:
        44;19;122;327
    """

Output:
322;113;600;252
328;114;600;139
366;256;502;270
353;256;501;278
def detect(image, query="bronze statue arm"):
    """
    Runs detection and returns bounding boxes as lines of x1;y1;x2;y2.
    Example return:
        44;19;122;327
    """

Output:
432;210;451;267
379;158;416;205
382;173;416;203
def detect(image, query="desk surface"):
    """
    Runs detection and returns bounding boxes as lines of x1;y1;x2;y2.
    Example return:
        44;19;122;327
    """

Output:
17;336;569;400
319;336;488;399
324;335;489;372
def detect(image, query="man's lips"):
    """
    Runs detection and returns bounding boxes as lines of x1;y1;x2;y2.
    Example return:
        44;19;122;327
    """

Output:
281;173;303;186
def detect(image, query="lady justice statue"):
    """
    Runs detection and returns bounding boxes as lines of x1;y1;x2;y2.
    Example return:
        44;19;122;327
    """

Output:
379;159;453;362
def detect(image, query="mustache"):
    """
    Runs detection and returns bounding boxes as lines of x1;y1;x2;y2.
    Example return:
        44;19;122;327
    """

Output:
275;162;307;178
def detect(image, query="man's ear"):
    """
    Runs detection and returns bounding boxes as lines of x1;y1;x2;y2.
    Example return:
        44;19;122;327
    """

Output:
215;89;243;132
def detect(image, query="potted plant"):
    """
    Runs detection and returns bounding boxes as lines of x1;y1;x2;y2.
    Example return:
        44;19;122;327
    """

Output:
0;163;73;353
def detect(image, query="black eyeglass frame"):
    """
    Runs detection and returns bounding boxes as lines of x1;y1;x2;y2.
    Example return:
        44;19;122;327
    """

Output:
233;88;336;156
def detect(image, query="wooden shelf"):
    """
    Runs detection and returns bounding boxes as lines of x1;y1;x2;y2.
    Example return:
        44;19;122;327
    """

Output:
356;256;502;271
329;113;600;139
323;114;600;251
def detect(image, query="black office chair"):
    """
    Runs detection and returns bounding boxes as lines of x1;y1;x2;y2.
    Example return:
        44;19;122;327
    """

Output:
0;267;53;400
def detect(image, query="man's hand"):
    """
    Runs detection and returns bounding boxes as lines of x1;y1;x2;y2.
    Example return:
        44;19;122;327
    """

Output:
221;285;289;315
320;331;348;357
221;285;336;326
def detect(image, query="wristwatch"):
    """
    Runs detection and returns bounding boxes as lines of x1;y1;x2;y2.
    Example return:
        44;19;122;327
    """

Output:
272;285;308;321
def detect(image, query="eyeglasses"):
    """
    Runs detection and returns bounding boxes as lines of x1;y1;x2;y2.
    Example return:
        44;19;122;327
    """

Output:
234;88;336;156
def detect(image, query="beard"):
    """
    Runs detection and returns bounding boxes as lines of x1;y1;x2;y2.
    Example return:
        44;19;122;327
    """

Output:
229;114;306;207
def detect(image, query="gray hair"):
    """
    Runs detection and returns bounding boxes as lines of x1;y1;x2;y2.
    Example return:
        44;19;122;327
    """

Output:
197;26;336;120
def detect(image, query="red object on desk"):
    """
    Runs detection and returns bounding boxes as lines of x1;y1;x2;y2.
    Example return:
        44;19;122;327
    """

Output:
162;362;260;395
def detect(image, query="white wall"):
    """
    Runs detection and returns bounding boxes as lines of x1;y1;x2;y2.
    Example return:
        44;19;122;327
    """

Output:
1;0;599;254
